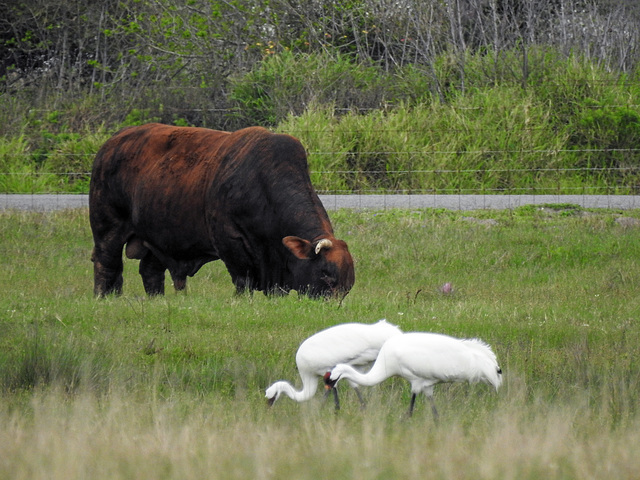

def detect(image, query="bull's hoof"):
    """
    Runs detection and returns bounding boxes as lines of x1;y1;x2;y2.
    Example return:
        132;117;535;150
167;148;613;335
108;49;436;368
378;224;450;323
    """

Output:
172;277;187;291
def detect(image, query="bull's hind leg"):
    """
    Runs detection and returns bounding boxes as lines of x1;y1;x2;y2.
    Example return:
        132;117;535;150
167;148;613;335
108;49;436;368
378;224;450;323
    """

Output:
91;246;124;296
139;252;166;295
90;206;131;296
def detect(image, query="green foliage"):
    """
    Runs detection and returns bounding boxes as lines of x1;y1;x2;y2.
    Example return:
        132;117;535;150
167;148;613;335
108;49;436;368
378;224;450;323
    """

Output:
0;126;110;194
0;135;57;193
280;90;572;194
272;51;640;194
32;132;81;167
571;102;640;172
43;130;111;193
228;51;386;126
121;108;161;127
1;47;640;194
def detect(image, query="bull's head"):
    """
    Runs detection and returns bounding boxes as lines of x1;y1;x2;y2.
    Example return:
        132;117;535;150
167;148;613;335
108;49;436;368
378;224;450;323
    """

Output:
282;236;355;298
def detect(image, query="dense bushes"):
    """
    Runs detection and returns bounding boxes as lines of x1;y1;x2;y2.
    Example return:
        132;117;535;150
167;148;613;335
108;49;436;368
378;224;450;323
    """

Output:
1;49;639;194
275;50;640;195
228;52;391;125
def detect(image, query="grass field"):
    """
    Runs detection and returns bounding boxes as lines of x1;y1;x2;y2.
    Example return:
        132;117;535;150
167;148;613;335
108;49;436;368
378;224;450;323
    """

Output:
1;206;639;479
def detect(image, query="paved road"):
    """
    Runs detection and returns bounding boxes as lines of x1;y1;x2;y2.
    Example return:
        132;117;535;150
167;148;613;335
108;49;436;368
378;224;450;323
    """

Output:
1;193;640;211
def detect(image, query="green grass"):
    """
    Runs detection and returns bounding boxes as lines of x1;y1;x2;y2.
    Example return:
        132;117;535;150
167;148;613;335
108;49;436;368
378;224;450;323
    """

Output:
1;207;639;479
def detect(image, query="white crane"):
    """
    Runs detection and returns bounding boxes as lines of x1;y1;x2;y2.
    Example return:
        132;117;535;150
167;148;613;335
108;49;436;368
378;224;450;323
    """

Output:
325;332;502;418
265;319;403;410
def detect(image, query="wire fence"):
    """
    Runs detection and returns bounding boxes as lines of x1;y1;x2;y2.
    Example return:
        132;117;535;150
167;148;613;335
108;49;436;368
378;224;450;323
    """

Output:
3;193;640;212
1;169;639;196
1;149;639;196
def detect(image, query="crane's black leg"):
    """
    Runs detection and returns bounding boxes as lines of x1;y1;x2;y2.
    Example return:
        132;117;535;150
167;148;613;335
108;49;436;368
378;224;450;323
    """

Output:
354;387;366;409
428;395;439;423
407;393;417;417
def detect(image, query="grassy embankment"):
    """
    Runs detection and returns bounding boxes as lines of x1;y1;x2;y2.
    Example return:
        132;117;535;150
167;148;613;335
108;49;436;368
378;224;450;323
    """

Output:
1;206;639;478
2;51;640;195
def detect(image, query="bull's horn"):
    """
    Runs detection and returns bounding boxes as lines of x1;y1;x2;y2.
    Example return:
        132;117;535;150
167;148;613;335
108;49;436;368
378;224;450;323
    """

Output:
315;238;333;254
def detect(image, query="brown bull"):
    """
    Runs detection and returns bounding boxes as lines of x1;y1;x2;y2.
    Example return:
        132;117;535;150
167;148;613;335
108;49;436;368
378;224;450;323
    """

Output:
89;123;355;298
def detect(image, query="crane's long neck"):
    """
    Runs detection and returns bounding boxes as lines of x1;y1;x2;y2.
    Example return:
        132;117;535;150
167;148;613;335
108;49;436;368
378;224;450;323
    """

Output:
333;362;392;387
275;374;318;402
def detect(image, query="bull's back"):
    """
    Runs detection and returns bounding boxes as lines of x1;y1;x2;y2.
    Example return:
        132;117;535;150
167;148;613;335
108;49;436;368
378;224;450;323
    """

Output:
90;124;232;255
91;123;229;205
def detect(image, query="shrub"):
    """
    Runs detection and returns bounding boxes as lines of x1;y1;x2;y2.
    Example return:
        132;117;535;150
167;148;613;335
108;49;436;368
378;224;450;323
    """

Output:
43;129;111;193
0;135;58;193
228;51;386;126
282;90;573;194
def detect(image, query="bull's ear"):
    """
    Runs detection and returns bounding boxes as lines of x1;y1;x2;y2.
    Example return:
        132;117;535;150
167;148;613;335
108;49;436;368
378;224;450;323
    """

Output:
282;236;313;260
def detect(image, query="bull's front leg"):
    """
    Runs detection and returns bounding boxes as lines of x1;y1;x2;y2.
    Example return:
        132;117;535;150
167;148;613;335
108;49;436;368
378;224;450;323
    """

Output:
233;276;252;295
170;271;187;292
139;252;166;295
227;268;256;295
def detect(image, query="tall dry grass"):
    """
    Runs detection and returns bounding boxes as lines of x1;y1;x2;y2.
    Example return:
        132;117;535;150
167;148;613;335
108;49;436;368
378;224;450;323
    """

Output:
2;383;639;479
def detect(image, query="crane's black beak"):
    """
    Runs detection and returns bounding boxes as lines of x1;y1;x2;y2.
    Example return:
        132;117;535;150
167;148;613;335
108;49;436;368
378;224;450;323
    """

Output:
267;396;276;407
